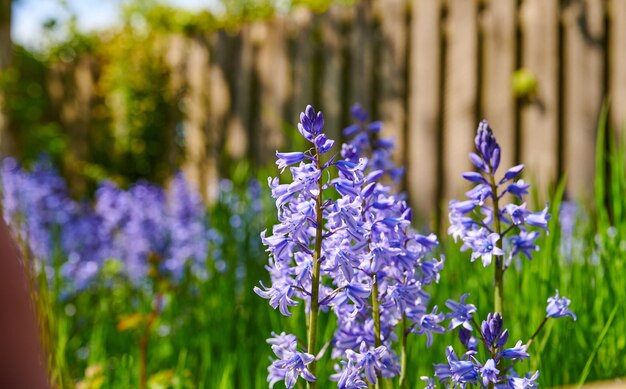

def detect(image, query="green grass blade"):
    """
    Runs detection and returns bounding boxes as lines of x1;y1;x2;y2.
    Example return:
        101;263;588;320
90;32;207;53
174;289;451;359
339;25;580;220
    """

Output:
576;303;621;387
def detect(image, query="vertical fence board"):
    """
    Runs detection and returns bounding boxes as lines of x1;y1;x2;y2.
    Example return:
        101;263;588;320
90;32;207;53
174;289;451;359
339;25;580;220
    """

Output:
321;6;344;143
408;0;441;219
520;0;559;192
255;18;290;163
379;0;407;167
610;0;626;131
290;8;314;125
207;32;232;201
563;0;604;198
164;35;188;170
443;0;478;201
225;27;252;161
183;37;211;201
481;0;516;170
350;0;373;113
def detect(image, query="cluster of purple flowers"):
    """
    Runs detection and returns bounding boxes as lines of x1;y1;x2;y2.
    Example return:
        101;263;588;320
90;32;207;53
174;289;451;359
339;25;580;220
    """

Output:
448;120;550;269
255;105;444;388
341;103;404;182
424;120;576;388
1;159;211;291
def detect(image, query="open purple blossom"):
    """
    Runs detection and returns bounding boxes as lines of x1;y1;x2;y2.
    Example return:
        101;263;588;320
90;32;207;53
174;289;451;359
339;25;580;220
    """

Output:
480;359;499;386
546;290;576;320
446;294;477;331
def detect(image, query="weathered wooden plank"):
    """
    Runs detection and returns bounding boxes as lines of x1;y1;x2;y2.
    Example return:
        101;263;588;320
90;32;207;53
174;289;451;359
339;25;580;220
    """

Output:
408;0;442;220
610;0;626;131
207;31;232;201
164;34;188;172
519;0;559;192
563;0;604;199
378;0;408;169
255;17;290;162
320;5;344;144
481;0;516;171
349;0;373;114
289;8;314;125
443;0;478;201
183;36;211;202
225;26;252;161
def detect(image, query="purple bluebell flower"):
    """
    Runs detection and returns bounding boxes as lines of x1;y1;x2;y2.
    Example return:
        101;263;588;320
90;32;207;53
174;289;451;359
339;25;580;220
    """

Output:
526;204;550;231
506;179;530;199
268;344;317;389
502;340;530;361
509;230;539;260
506;370;539;388
434;346;479;385
480;359;499;387
466;231;505;267
275;152;306;171
546;290;576;320
345;342;389;385
480;313;510;351
446;294;477;331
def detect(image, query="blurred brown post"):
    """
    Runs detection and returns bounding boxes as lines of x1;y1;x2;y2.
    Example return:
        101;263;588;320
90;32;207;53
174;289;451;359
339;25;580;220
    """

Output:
183;36;211;202
481;0;516;170
563;0;604;199
207;31;233;201
378;0;408;168
610;0;626;132
320;5;344;143
254;17;290;163
520;0;559;193
225;26;252;161
443;0;478;202
164;34;188;172
407;0;442;221
289;8;314;124
349;0;373;113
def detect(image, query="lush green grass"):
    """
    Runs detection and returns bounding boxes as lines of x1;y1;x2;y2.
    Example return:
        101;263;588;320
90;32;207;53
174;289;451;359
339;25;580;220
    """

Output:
37;114;626;388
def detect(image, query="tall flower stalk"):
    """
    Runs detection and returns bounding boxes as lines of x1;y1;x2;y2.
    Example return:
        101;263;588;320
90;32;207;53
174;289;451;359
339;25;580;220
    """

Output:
256;105;444;388
425;120;576;388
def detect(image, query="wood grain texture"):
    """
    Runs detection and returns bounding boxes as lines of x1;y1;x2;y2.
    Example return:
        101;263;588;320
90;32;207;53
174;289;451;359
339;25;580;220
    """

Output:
349;0;373;114
443;0;478;201
255;18;290;163
379;0;407;167
184;37;211;201
481;0;516;171
610;0;626;131
408;0;442;219
520;0;559;192
321;6;344;144
563;0;604;199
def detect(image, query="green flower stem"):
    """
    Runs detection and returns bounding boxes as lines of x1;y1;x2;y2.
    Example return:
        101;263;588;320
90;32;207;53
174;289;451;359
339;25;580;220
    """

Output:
526;316;549;348
307;152;324;389
371;274;382;388
489;175;504;315
399;314;408;389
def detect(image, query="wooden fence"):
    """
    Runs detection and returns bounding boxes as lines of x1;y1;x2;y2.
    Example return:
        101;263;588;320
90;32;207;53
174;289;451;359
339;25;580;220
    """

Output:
46;0;626;222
